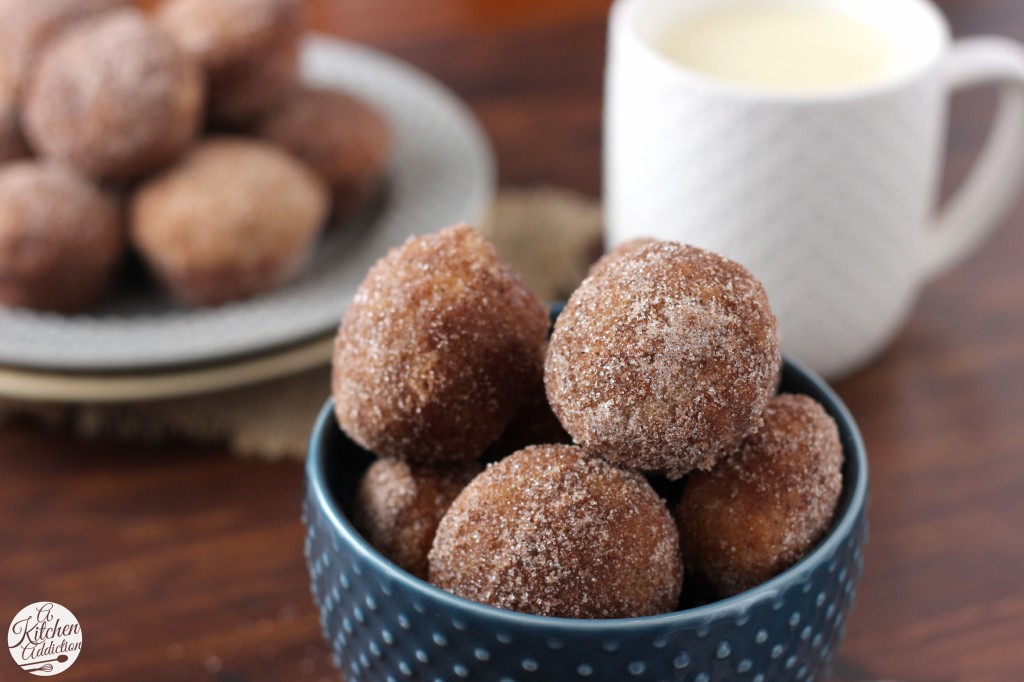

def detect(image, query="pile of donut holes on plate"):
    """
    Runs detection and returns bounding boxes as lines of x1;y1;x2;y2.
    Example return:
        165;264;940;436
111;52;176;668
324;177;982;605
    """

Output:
0;0;392;312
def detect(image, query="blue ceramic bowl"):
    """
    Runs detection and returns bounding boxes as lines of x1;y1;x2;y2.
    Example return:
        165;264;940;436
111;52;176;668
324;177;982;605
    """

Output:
304;357;867;682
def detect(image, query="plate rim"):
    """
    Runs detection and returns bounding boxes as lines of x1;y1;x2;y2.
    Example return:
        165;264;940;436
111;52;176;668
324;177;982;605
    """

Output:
0;34;496;373
0;335;335;403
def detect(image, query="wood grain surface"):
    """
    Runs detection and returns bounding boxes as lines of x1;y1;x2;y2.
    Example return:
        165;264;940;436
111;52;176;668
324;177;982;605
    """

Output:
2;1;1023;681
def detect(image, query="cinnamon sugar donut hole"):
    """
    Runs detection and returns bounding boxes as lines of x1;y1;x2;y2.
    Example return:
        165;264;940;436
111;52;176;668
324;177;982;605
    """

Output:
157;0;302;125
353;458;481;580
676;394;844;597
545;241;780;479
254;87;393;222
0;162;123;312
0;0;128;93
130;138;329;307
429;444;683;618
22;9;204;183
332;225;549;465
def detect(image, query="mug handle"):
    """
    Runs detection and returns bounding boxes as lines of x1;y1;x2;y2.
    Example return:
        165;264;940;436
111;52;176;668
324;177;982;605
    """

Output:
926;37;1024;278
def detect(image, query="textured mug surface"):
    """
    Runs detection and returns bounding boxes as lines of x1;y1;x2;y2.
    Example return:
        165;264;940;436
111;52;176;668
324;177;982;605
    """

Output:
303;358;868;682
605;0;1024;379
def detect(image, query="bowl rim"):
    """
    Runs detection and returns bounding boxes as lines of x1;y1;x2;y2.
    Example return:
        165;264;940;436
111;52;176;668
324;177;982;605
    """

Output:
306;355;868;631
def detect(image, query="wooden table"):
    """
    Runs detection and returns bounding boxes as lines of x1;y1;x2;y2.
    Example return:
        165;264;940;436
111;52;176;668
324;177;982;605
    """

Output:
3;1;1023;680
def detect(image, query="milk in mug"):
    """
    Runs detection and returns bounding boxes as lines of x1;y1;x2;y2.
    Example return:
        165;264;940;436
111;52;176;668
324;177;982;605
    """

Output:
656;4;907;93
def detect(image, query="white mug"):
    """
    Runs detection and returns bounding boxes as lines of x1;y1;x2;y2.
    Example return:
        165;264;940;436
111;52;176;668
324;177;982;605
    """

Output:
605;0;1024;379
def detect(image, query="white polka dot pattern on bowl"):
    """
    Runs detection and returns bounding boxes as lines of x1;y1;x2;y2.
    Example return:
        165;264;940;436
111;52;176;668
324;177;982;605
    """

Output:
304;359;868;681
304;482;866;681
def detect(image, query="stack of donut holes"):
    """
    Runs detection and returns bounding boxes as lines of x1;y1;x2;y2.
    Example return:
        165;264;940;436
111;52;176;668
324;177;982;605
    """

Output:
333;225;845;619
0;0;392;312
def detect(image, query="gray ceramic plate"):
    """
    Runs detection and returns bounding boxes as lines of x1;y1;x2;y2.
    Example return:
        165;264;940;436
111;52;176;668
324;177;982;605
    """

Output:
0;35;495;372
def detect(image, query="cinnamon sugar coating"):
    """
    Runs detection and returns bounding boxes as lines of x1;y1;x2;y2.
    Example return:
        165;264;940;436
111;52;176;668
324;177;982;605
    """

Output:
0;162;123;312
588;237;658;278
254;87;392;222
676;394;844;596
22;9;204;183
353;458;481;580
429;444;683;618
157;0;301;125
0;0;128;93
545;241;780;479
130;137;329;307
332;225;549;464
